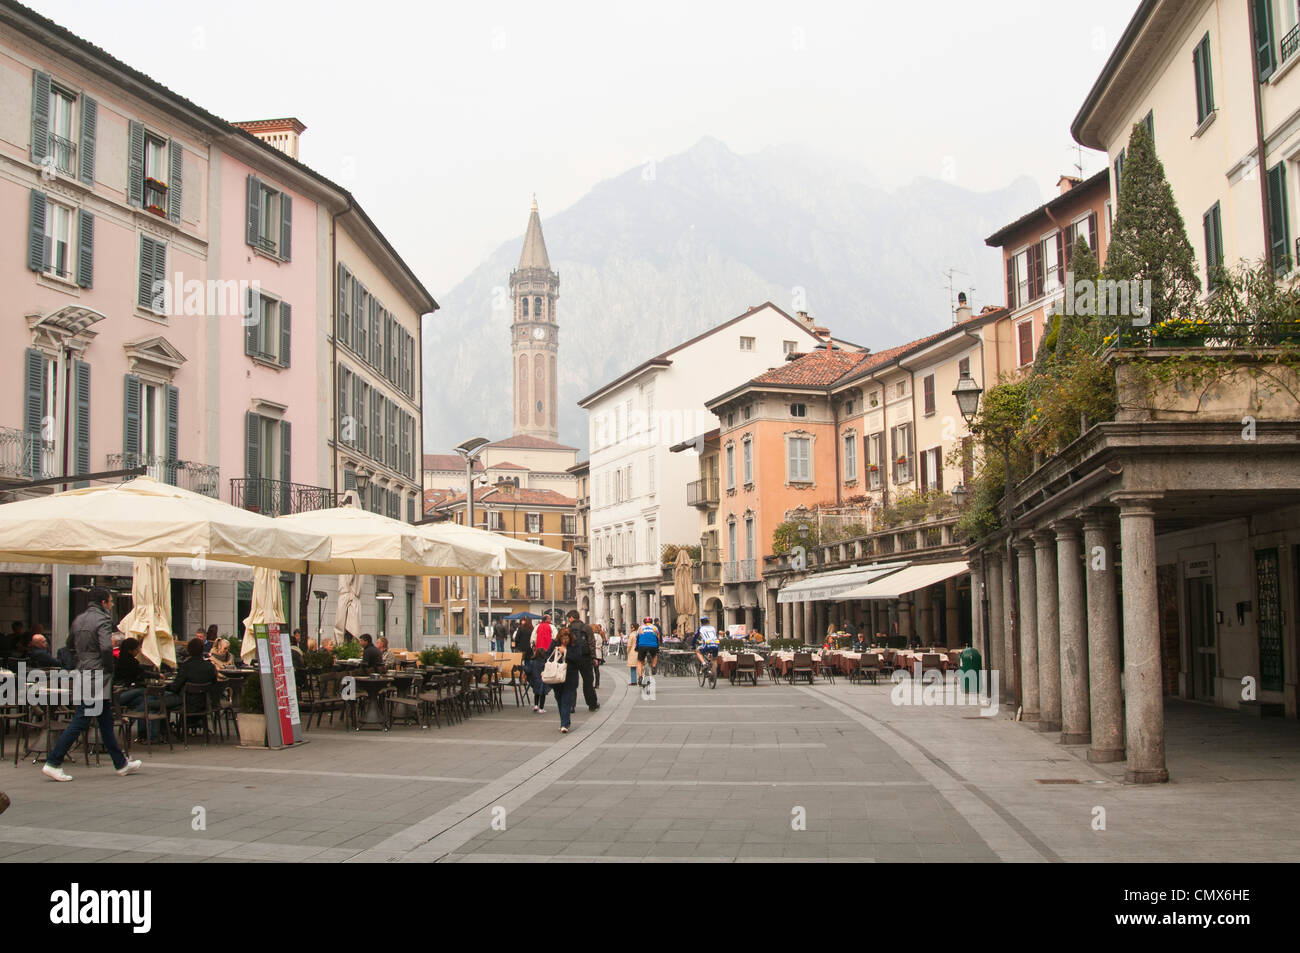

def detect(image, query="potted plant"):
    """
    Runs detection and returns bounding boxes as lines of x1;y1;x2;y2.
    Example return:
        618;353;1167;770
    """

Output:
333;639;362;660
508;586;520;598
237;676;267;748
438;645;465;667
419;648;441;667
304;649;334;672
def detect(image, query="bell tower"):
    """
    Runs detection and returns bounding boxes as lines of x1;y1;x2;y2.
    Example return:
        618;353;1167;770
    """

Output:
509;196;560;441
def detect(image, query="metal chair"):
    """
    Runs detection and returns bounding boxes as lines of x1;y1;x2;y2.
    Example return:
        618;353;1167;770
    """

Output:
178;682;219;747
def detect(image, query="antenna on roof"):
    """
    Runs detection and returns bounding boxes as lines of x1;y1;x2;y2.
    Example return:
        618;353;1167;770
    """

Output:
1070;143;1085;179
943;268;975;324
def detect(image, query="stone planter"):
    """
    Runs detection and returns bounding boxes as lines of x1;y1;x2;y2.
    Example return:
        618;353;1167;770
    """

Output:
236;712;267;748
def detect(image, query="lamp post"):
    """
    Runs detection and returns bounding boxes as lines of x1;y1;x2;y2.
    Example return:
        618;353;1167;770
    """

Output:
455;437;490;653
376;590;393;641
313;589;326;650
953;370;1018;703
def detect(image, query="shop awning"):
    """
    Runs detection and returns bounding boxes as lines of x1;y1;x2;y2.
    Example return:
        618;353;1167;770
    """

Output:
776;562;907;604
838;560;969;600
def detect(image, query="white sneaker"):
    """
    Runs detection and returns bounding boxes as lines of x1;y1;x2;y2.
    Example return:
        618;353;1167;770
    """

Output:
42;763;73;782
533;705;540;712
115;760;142;777
560;726;568;734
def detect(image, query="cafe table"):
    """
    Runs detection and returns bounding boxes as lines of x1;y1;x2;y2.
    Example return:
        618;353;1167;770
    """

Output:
351;676;392;730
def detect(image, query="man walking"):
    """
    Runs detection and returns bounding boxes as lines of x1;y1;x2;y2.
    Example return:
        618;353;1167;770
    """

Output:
42;587;141;782
492;617;507;653
566;610;599;711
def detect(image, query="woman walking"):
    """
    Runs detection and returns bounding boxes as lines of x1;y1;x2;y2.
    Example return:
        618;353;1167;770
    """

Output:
550;628;581;734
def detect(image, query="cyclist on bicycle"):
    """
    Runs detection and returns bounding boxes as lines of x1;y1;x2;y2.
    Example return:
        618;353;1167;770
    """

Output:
634;617;661;685
694;616;721;677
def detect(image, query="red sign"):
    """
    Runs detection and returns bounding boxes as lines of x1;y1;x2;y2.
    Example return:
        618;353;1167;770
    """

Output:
266;624;295;746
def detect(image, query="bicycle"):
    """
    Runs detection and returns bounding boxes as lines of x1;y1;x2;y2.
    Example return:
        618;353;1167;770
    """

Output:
696;652;718;689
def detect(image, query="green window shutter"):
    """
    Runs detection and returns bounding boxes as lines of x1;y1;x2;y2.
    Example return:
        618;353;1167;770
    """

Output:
245;411;260;480
343;469;356;492
1143;110;1154;145
31;70;51;164
1267;163;1291;273
1254;0;1276;80
354;381;365;449
371;300;380;369
24;350;46;478
371;392;382;460
127;120;145;208
279;193;292;261
246;175;262;247
73;360;90;486
28;189;47;273
76;209;94;289
1193;35;1214;124
151;237;167;309
399;409;409;476
407;496;415;524
280;418;292;488
78;95;97;185
165;384;179;483
279;301;292;367
337;264;351;347
353;284;365;353
245;288;257;357
137;235;159;310
338;367;349;442
122;374;141;459
167;139;183;223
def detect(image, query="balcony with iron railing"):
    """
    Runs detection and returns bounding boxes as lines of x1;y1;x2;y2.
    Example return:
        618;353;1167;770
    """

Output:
1282;22;1299;65
765;514;964;578
686;477;719;508
229;477;335;517
0;428;54;481
108;454;219;497
723;558;760;584
143;178;169;216
48;134;76;176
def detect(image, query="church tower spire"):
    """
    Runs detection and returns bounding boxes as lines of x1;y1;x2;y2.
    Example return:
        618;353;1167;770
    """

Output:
509;197;560;441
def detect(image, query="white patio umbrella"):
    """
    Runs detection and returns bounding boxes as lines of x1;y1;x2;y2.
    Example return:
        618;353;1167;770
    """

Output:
420;522;571;572
241;566;288;662
276;507;498;575
333;572;362;645
117;557;175;668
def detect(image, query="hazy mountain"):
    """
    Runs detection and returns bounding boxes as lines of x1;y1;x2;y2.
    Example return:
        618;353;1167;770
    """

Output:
421;137;1041;453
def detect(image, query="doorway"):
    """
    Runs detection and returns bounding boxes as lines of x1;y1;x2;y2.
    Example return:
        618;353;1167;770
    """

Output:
1186;576;1216;701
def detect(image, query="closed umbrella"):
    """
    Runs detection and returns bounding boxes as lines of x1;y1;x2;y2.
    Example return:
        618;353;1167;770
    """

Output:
117;557;175;668
673;549;697;636
333;572;362;645
241;567;287;662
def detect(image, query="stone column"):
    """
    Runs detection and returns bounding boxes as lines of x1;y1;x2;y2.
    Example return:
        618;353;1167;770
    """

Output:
916;588;931;646
1083;512;1124;763
897;598;913;642
1117;496;1168;783
945;576;961;649
1055;520;1091;746
970;562;985;654
1001;551;1017;704
1033;533;1061;733
984;553;1004;687
1014;539;1039;722
764;588;777;637
782;600;793;640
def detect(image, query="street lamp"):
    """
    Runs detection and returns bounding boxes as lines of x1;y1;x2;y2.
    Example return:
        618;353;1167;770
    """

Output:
951;483;969;509
376;590;394;641
951;369;1020;709
455;436;490;652
313;590;326;649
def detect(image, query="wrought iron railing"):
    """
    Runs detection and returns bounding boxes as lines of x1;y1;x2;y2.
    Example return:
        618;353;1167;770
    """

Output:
49;135;76;176
143;178;168;214
108;453;219;497
0;428;53;480
686;477;719;507
1111;319;1300;350
1282;23;1299;64
229;477;335;516
695;561;721;584
724;559;759;583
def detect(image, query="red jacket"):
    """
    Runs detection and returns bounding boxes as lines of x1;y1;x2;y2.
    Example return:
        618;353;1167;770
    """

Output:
533;621;554;652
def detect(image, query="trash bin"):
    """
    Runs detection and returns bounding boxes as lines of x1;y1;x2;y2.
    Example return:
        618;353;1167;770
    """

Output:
958;645;983;694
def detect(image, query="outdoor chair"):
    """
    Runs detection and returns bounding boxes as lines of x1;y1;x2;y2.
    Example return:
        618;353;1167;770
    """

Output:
790;653;815;685
178;682;220;747
506;664;531;707
387;675;423;728
303;672;347;729
215;681;238;740
128;684;174;752
816;652;837;684
417;673;457;728
733;653;759;686
851;653;882;684
921;653;944;674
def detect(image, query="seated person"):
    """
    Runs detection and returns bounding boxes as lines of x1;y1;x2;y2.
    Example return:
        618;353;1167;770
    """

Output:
116;638;167;741
167;636;220;725
26;633;60;668
208;638;235;674
359;634;385;671
377;636;396;669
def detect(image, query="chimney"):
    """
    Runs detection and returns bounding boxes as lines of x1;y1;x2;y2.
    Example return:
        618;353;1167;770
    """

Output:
232;118;307;160
795;311;816;329
954;291;972;324
1057;174;1082;196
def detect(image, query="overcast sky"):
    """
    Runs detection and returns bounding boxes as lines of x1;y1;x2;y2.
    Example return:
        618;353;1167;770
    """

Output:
28;0;1140;296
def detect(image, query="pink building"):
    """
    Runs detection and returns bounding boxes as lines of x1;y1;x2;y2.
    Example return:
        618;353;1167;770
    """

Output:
0;4;434;648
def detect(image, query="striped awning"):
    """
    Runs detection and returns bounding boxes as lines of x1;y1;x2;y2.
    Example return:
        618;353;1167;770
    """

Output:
776;562;908;604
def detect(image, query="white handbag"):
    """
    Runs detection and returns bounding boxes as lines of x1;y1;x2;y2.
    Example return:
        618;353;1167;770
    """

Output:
541;648;567;685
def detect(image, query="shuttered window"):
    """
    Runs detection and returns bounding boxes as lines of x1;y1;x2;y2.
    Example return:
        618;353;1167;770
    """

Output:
1017;320;1034;367
73;360;90;486
245;175;291;260
1266;162;1292;275
24;349;46;478
337;264;352;347
923;374;936;415
1203;202;1225;290
137;235;166;312
1254;0;1276;81
244;290;291;366
1193;33;1215;125
338;366;351;445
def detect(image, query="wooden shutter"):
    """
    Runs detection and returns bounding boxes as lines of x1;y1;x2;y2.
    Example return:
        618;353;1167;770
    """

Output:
399;410;409;479
27;189;47;273
279;420;291;515
245;288;258;357
353;283;365;353
123;374;141;459
1254;0;1276;81
337;264;351;347
245;412;260;480
1018;321;1034;366
30;70;51;164
338;367;349;442
138;236;159;310
370;299;381;369
73;360;90;486
165;384;179;482
1267;163;1290;272
279;301;291;368
407;496;415;524
127;121;144;208
167;139;183;223
1030;242;1044;300
923;374;935;415
279;192;292;261
76;209;94;288
1203;205;1221;287
1087;212;1098;253
934;449;943;492
24;350;46;466
78;95;97;185
372;391;382;459
919;448;928;491
246;175;261;246
1005;255;1016;307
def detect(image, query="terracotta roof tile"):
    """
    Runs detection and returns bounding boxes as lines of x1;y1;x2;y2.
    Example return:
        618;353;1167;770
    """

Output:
751;350;873;387
485;435;578;451
435;486;576;508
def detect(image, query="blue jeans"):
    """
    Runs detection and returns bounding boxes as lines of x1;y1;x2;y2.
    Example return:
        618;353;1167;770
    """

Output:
556;668;580;728
119;688;172;741
527;658;550;707
47;703;127;770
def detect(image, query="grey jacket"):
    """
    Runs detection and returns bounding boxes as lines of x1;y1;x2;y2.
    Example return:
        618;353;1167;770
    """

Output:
71;604;115;674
